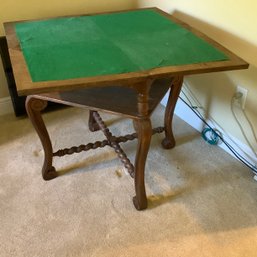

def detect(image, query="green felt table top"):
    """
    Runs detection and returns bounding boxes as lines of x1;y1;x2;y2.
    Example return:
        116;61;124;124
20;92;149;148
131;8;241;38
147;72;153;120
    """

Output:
15;9;228;82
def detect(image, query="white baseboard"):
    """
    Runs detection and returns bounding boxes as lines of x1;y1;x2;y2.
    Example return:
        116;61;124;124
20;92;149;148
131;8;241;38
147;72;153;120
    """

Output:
0;97;13;116
161;91;257;173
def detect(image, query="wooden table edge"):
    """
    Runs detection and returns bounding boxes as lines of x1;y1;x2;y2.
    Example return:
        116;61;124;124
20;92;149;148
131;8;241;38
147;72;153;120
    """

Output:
4;7;249;96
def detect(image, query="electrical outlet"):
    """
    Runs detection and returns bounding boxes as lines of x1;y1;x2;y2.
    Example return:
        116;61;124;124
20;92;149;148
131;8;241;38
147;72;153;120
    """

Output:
234;86;248;109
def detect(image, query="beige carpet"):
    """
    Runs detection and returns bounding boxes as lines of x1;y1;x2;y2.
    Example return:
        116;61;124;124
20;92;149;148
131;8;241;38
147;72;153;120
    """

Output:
1;105;257;257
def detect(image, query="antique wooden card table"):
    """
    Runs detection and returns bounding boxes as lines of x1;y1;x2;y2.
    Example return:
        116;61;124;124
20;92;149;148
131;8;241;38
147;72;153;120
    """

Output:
4;8;248;210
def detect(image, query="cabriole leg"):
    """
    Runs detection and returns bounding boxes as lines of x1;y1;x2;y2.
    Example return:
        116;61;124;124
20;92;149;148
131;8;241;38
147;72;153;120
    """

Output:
26;96;57;180
133;118;152;210
132;80;152;210
162;76;184;149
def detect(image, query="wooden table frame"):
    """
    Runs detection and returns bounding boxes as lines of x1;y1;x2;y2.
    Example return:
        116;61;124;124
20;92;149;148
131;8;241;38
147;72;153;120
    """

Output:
24;76;182;210
4;8;248;210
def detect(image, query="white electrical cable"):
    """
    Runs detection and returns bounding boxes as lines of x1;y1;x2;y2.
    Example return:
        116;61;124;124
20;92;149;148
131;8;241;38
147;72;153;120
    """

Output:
182;82;257;163
179;95;257;174
182;81;257;172
231;97;257;159
243;109;257;143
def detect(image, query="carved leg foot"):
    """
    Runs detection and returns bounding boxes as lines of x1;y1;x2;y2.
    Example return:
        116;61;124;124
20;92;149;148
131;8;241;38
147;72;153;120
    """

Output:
88;110;100;132
133;196;146;210
26;96;58;180
161;137;175;149
43;166;58;180
162;76;183;150
133;118;152;210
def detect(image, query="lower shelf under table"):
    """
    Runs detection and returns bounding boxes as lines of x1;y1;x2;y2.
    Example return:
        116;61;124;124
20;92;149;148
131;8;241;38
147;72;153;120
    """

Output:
38;78;172;119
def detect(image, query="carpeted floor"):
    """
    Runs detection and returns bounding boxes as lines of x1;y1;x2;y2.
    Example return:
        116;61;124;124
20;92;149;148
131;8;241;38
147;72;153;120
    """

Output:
0;105;257;257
